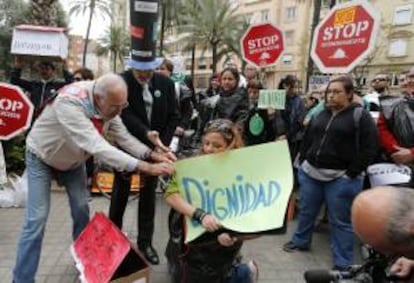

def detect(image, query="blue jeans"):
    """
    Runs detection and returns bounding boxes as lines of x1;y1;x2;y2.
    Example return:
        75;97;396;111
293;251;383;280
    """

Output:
227;263;251;283
13;151;89;283
291;168;363;267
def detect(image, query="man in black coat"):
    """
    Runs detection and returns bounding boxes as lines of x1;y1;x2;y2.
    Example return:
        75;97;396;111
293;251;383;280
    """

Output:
109;66;179;265
109;0;179;265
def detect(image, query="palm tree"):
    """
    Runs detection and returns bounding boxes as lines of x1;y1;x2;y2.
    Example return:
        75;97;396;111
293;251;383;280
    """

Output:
0;0;29;78
97;25;130;72
159;0;183;56
69;0;111;67
179;0;245;74
28;0;60;26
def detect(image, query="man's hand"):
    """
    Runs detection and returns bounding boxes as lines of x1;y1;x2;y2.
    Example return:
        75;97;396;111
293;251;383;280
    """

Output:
137;161;175;176
217;233;238;247
147;130;170;152
150;150;177;163
389;257;414;282
391;146;414;164
174;126;185;136
200;214;221;232
14;56;24;69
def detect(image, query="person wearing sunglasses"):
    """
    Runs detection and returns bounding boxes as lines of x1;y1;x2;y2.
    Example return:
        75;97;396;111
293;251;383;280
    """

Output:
364;73;391;112
165;119;259;283
73;67;94;82
10;56;74;120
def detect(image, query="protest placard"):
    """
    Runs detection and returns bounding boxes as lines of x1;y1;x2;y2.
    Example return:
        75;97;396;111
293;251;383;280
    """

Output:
71;213;150;283
11;25;69;59
258;89;286;110
367;163;411;187
174;141;293;243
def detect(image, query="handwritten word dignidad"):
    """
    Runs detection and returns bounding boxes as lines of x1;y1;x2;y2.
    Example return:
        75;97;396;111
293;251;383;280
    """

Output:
181;175;281;223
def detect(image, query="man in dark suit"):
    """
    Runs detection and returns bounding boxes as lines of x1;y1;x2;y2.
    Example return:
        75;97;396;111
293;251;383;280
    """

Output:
109;65;179;265
109;0;179;265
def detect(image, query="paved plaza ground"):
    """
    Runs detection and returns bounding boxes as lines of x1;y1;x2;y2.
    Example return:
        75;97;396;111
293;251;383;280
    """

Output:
0;191;353;283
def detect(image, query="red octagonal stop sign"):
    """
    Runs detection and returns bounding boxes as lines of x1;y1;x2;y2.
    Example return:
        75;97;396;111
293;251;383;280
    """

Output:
0;83;33;140
241;23;284;68
311;1;380;74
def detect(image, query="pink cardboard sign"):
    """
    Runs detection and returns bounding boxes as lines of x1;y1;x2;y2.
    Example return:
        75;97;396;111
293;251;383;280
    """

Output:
71;213;130;283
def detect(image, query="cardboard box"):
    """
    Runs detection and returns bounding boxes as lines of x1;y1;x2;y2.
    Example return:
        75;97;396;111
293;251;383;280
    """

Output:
11;25;69;59
71;213;150;283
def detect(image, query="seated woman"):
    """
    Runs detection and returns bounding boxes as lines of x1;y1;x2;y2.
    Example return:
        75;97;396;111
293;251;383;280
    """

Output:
164;119;258;283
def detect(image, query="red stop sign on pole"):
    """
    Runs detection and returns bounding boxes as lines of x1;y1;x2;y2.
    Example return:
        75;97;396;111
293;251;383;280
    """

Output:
0;83;34;140
241;23;284;68
311;1;380;74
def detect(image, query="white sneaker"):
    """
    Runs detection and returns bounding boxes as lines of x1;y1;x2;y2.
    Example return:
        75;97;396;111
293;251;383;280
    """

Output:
247;260;259;283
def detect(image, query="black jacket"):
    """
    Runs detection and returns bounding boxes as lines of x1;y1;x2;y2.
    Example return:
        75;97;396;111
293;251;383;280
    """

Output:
176;83;194;129
120;71;180;147
10;68;73;117
300;104;378;178
214;87;249;125
244;105;285;146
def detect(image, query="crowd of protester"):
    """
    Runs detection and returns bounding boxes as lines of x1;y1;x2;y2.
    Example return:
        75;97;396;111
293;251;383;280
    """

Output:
5;54;414;282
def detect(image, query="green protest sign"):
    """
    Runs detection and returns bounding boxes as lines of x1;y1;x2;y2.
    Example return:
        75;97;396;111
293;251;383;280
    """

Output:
258;89;286;110
174;141;293;243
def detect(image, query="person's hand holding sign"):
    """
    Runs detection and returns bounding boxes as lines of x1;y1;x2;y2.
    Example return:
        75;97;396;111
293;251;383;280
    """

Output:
201;214;221;232
218;233;238;247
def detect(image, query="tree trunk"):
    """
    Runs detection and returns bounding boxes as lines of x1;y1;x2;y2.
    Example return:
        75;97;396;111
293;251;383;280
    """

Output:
159;0;166;56
113;51;117;72
190;44;196;83
83;0;95;67
212;43;217;74
305;0;322;91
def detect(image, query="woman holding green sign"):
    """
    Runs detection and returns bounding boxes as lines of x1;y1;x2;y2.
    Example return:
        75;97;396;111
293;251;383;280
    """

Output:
164;119;258;283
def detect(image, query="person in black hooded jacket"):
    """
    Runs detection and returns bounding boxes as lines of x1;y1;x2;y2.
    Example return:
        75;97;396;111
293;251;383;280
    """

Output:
283;75;378;271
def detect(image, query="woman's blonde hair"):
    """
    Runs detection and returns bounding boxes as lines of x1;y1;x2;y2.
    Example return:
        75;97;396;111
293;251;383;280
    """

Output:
203;119;244;150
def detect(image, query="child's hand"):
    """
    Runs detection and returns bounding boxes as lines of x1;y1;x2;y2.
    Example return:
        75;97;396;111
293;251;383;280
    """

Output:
201;214;221;232
217;233;238;247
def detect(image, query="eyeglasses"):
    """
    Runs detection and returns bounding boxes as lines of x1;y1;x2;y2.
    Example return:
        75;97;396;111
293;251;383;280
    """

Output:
204;119;234;141
108;102;129;112
372;78;387;83
74;76;83;82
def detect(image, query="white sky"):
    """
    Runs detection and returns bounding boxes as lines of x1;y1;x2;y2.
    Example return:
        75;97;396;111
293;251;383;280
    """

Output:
59;0;110;39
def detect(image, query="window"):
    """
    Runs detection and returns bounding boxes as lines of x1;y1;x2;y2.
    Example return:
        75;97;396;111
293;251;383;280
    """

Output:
390;73;399;87
198;58;206;70
286;6;297;21
393;5;413;26
388;38;408;57
282;54;293;65
261;9;270;22
245;13;253;24
284;30;295;46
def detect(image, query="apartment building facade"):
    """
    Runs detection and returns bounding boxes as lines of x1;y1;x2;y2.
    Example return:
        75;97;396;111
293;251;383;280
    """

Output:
112;0;414;91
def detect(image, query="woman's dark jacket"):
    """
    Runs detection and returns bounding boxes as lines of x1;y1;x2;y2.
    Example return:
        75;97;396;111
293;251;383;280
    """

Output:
214;87;249;125
300;104;379;178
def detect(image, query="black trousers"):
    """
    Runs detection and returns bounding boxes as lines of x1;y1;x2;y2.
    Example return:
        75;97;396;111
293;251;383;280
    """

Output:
109;172;158;247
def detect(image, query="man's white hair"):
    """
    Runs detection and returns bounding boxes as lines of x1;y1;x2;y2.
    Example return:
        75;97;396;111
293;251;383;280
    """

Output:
94;73;127;98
